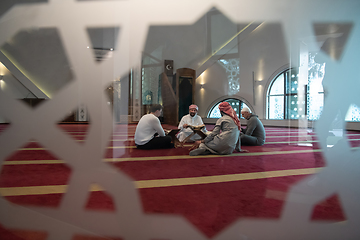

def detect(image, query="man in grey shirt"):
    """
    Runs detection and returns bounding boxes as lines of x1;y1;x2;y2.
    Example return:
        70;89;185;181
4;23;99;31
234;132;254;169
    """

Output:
240;107;265;146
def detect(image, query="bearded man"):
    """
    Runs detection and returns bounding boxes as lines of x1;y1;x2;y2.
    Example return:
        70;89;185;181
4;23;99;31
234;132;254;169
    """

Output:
177;104;207;142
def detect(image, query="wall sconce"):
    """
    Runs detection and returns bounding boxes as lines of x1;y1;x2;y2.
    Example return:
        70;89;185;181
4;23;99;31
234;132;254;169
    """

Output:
253;80;264;92
0;76;3;90
200;83;204;89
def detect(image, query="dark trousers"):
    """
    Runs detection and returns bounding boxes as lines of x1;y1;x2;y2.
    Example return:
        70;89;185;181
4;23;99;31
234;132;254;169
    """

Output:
136;135;174;149
240;134;265;146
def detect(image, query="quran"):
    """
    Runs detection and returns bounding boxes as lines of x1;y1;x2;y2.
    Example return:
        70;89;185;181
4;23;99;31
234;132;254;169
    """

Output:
187;124;205;131
165;129;180;136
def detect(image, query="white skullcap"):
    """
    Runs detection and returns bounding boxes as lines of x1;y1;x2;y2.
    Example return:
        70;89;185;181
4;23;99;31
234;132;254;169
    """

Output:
241;107;250;113
189;104;198;110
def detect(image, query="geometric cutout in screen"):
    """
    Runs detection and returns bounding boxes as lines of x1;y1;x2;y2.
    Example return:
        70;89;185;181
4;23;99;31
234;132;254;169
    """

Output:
105;83;114;107
72;234;121;240
86;27;120;62
0;122;10;136
0;224;47;240
313;22;353;61
0;28;74;98
20;98;47;109
102;123;133;160
85;183;116;211
3;140;59;161
311;193;346;222
0;141;72;208
104;83;117;123
105;75;129;124
0;0;47;20
57;106;90;144
59;106;90;123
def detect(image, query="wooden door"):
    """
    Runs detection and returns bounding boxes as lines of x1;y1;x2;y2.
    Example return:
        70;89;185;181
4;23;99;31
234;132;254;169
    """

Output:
176;68;196;121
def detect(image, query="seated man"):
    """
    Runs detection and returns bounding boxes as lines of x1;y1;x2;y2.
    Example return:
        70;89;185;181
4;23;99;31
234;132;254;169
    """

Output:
189;102;241;156
177;104;207;143
134;104;174;149
240;107;265;146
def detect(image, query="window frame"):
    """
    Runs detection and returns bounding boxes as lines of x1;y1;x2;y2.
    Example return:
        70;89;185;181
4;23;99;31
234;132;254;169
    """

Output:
207;98;252;119
267;68;327;120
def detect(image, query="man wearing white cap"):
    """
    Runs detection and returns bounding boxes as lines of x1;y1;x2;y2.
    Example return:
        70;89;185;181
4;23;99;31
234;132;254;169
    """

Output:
177;104;208;142
240;107;265;146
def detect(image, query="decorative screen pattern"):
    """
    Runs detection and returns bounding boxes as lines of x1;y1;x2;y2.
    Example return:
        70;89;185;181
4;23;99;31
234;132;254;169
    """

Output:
345;104;360;122
218;59;240;95
141;57;161;105
1;1;360;240
208;98;250;119
307;93;324;120
307;53;325;120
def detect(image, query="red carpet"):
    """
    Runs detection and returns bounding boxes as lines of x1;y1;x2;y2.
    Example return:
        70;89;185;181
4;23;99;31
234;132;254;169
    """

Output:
1;124;356;239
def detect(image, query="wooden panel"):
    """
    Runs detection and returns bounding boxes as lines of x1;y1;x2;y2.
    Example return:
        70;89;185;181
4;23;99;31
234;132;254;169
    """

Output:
176;68;196;122
160;68;196;126
160;73;178;126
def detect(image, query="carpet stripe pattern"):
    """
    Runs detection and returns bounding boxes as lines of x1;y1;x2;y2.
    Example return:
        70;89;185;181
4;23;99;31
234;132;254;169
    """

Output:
0;124;358;238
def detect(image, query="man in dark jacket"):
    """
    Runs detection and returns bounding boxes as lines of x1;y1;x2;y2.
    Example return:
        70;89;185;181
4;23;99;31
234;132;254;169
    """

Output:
240;107;265;146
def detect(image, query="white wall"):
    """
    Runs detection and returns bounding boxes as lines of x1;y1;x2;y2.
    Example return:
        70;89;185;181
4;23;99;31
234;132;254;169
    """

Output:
192;22;360;131
0;62;36;98
0;64;37;123
195;22;288;120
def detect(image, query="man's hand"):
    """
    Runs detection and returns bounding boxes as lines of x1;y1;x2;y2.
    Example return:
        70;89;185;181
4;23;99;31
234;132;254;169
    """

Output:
189;140;202;151
183;124;189;128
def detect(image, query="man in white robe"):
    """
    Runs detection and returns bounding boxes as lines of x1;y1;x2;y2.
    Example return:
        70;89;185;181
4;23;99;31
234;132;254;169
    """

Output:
189;102;245;156
177;104;208;142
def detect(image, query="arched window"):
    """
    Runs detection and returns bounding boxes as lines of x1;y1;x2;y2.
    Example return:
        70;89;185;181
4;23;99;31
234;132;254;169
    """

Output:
267;54;360;121
267;62;325;120
208;98;251;119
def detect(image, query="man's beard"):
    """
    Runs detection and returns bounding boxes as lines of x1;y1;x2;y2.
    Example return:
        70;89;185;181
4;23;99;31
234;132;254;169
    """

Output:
190;113;196;117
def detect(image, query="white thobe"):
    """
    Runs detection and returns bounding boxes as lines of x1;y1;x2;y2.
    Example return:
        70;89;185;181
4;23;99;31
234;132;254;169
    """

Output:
177;114;207;142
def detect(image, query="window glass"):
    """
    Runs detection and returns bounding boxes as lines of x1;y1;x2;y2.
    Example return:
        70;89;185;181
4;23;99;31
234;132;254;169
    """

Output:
269;74;284;95
208;98;251;119
208;102;222;118
268;96;284;119
267;63;328;120
288;71;299;94
287;95;299;119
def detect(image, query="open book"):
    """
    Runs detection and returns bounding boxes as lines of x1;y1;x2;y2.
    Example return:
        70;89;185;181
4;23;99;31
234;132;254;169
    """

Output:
165;129;180;136
187;124;205;131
